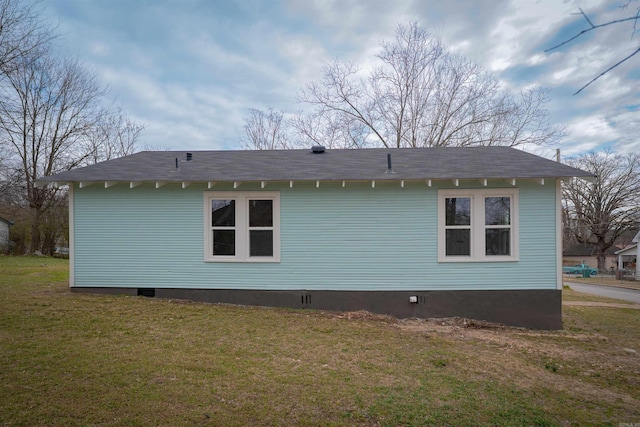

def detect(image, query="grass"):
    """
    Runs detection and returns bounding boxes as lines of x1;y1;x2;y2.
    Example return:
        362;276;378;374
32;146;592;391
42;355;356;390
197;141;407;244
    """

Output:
561;285;637;304
1;256;639;426
564;274;640;290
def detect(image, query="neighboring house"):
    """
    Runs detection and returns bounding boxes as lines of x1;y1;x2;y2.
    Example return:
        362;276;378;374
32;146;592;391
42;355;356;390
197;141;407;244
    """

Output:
0;216;12;254
562;243;618;271
615;231;639;279
37;146;593;329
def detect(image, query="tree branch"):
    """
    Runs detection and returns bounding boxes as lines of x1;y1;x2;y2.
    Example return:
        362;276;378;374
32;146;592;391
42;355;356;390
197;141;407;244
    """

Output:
574;46;640;94
545;12;639;52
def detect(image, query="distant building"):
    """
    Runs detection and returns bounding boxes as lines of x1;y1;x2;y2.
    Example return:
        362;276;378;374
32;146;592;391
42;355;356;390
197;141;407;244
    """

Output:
562;243;618;271
0;216;12;254
614;231;639;279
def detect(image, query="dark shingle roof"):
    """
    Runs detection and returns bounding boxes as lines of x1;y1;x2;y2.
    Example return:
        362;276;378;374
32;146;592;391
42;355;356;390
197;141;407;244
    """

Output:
563;244;618;257
37;146;594;184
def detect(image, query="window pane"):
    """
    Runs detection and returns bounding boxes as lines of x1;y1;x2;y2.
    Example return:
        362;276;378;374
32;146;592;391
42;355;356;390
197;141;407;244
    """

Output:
485;197;510;226
249;200;273;227
486;229;510;256
445;198;470;226
213;230;235;256
212;200;235;226
250;230;273;257
445;229;470;256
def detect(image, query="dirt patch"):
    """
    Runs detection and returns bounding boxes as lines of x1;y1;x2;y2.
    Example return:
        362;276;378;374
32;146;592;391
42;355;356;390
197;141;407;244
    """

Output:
396;314;639;413
427;316;507;329
326;309;398;323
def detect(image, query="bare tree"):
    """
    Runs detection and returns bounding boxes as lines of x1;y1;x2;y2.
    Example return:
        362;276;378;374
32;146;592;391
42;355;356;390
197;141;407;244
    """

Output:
0;54;113;253
244;22;562;150
0;0;45;170
0;0;51;75
562;151;640;270
84;107;145;163
546;4;640;94
0;0;144;254
241;107;291;150
288;106;372;149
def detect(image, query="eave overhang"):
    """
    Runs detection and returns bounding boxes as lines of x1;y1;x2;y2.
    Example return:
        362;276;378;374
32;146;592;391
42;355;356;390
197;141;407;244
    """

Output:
35;177;572;189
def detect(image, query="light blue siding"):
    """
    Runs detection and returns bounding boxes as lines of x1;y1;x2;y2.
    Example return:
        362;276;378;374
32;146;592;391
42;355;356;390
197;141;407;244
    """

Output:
72;180;558;291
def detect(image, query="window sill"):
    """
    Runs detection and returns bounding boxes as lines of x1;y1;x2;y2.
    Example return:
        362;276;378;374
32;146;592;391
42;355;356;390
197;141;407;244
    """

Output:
204;257;280;263
438;256;519;263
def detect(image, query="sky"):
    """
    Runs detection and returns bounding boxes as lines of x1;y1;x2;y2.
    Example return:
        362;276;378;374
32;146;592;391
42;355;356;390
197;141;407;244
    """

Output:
43;0;640;160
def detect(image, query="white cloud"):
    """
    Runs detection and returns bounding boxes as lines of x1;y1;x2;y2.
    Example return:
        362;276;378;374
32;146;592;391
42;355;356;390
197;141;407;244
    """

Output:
562;113;619;155
43;0;639;155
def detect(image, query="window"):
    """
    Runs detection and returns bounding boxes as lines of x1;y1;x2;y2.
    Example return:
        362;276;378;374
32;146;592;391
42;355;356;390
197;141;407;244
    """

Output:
438;189;518;262
444;197;471;256
204;192;280;262
484;196;511;256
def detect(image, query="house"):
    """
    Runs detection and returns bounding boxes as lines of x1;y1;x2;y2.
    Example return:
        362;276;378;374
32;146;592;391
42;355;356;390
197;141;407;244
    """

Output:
562;243;618;271
36;146;594;329
615;231;639;279
0;216;12;254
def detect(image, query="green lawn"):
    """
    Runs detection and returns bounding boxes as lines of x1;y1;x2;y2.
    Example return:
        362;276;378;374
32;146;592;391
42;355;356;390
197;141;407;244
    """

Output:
1;256;639;426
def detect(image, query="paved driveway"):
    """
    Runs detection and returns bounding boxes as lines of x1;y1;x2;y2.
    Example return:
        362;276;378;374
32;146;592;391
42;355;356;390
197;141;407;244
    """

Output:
566;282;640;304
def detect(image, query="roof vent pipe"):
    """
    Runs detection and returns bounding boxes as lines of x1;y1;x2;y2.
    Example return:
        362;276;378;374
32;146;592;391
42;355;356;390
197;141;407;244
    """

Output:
175;158;178;168
311;145;326;154
386;153;395;174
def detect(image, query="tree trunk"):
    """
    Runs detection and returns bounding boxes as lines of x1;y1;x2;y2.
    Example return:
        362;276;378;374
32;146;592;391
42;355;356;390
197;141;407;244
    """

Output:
42;229;56;255
29;208;41;253
595;240;607;271
14;228;26;255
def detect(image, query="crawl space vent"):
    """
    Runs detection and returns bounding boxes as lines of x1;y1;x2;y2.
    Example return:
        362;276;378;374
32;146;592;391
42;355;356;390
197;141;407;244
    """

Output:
137;288;156;297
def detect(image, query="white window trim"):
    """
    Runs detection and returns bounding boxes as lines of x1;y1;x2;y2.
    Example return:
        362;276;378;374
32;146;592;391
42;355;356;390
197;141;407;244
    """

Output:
204;191;280;262
438;188;519;262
